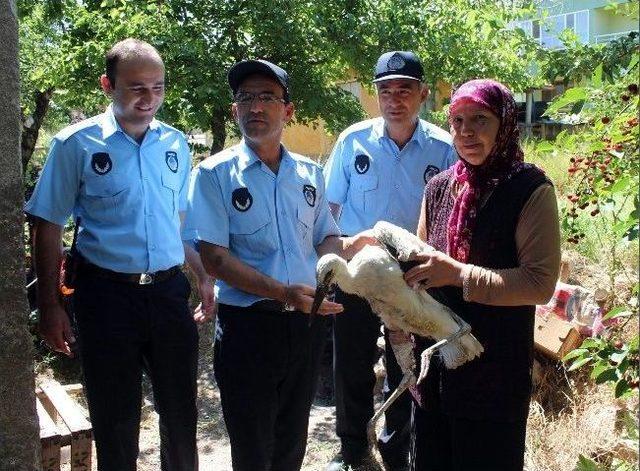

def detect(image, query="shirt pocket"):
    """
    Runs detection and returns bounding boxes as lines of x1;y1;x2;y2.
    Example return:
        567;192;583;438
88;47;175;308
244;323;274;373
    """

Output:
229;209;276;255
349;174;379;212
82;172;134;223
296;202;315;249
161;170;181;216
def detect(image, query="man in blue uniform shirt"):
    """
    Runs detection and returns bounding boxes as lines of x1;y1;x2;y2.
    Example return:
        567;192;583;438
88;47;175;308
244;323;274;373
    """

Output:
26;38;214;471
182;59;375;471
323;51;456;471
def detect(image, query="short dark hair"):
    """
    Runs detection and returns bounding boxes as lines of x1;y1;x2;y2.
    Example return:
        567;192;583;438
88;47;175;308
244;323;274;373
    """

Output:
105;38;163;86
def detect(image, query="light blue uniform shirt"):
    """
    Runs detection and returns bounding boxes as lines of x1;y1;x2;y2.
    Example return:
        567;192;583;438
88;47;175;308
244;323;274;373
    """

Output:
324;117;456;235
182;140;340;307
25;106;191;273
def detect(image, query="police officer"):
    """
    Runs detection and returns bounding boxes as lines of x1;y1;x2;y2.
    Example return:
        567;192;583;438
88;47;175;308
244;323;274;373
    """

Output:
323;51;456;471
182;59;375;471
26;38;214;471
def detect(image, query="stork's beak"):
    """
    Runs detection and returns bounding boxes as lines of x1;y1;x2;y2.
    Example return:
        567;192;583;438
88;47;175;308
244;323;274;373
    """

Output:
309;270;334;326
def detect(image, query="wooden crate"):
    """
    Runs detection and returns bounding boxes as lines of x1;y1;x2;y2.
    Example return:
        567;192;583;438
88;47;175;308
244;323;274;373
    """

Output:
36;381;92;471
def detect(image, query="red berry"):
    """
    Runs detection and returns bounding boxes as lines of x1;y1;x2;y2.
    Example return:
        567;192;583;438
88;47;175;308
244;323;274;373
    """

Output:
621;94;630;102
614;340;624;349
601;117;611;124
591;209;600;216
614;144;624;151
628;84;639;95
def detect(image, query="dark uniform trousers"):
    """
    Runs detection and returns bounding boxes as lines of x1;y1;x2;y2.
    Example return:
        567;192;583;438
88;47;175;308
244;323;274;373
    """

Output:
73;269;199;471
214;303;328;471
333;289;411;467
410;403;527;471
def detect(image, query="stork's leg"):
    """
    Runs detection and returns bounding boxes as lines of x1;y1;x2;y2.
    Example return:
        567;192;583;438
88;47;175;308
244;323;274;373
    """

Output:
416;314;472;385
366;372;416;450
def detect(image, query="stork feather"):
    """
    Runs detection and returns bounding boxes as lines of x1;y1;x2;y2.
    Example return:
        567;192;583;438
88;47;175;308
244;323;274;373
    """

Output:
313;221;483;369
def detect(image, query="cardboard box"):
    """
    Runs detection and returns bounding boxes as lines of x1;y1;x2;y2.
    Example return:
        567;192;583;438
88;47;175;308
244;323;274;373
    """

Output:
534;312;583;360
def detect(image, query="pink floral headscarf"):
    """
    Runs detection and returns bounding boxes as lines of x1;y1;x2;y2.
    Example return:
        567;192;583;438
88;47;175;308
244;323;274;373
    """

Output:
447;79;533;262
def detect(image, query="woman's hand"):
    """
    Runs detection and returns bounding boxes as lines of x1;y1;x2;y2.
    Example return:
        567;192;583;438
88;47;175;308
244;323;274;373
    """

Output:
403;251;467;289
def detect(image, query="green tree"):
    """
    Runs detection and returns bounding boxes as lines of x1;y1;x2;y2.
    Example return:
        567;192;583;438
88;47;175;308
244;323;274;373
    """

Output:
323;0;542;98
19;0;365;163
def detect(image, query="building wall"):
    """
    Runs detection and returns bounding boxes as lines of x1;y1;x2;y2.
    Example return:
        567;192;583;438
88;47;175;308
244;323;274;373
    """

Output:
591;6;638;38
537;0;627;15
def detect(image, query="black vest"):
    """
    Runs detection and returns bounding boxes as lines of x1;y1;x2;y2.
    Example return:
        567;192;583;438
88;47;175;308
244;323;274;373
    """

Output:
416;166;550;421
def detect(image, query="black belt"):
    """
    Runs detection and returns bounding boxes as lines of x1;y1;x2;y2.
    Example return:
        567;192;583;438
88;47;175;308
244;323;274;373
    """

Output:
251;299;296;313
80;262;181;285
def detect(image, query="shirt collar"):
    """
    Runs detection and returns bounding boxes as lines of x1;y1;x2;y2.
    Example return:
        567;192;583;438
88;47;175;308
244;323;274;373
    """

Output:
372;116;429;149
237;139;294;171
101;105;161;140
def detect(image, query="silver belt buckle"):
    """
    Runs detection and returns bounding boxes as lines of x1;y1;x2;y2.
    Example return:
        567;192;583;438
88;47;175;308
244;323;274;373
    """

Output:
139;273;153;285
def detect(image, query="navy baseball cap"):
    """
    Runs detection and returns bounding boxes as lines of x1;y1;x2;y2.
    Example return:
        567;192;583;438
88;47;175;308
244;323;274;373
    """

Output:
227;59;289;95
373;51;424;83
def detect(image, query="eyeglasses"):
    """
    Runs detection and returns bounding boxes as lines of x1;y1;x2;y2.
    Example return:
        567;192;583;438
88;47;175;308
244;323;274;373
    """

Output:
233;92;286;106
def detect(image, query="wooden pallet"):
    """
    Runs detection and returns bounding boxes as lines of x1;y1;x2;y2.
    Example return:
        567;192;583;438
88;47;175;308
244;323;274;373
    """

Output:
36;381;92;471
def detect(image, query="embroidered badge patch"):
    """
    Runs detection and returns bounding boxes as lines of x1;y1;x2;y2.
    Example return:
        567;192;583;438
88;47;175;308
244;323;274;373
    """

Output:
423;165;440;184
91;152;112;175
303;184;316;207
387;53;406;71
354;154;370;174
166;151;179;173
232;187;253;212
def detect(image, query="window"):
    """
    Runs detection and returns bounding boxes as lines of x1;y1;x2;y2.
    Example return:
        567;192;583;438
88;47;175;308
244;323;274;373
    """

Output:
509;10;589;49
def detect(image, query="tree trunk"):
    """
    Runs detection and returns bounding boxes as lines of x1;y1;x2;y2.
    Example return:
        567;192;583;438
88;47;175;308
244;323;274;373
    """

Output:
0;1;40;469
209;111;227;155
21;87;53;174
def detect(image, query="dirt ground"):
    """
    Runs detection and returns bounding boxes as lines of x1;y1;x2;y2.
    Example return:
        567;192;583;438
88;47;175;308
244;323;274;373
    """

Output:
41;320;382;471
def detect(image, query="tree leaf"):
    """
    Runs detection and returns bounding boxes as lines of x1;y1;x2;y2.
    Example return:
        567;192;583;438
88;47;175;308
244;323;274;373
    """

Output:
602;306;632;321
562;348;588;362
591;63;603;87
594;367;619;384
568;357;592;371
545;87;587;116
576;454;603;471
615;378;631;398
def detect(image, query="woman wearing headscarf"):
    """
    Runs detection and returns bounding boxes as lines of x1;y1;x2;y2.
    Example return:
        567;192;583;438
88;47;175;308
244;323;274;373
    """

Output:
403;79;561;470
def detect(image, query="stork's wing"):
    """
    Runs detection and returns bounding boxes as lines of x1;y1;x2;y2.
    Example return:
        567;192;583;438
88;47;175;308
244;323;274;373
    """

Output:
373;221;434;263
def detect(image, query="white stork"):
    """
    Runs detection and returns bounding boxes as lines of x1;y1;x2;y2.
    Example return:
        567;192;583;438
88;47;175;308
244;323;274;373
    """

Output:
310;221;484;447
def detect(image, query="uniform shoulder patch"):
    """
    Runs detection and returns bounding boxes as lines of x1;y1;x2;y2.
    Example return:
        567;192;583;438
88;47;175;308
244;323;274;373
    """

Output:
91;152;112;175
303;184;316;207
423;165;440;184
232;187;253;212
166;151;179;173
354;154;370;174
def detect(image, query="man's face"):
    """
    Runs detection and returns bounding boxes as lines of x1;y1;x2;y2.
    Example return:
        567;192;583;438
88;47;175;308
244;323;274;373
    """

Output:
376;78;428;127
231;74;293;145
101;57;165;129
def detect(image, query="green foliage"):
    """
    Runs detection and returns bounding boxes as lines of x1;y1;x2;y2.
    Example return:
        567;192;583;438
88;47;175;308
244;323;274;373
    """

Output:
546;48;640;470
540;32;639;86
18;0;368;155
333;0;542;91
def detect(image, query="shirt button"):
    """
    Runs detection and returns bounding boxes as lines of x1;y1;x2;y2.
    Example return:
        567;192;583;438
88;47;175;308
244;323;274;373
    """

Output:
150;245;156;250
